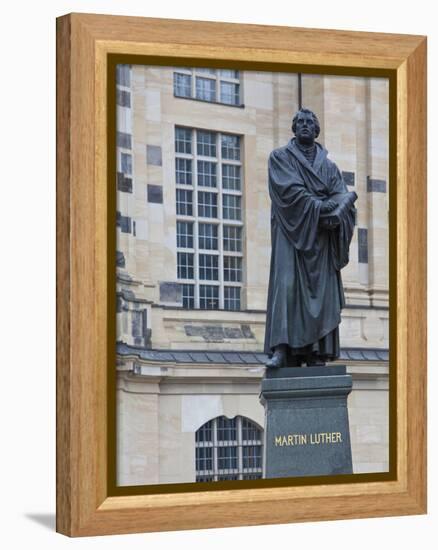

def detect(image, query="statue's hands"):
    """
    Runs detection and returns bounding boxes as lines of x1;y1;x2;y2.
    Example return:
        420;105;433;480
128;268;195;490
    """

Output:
319;199;340;230
320;199;337;213
322;217;340;229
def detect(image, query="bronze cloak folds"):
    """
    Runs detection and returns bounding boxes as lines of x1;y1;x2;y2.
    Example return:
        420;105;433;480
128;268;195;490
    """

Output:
264;138;356;359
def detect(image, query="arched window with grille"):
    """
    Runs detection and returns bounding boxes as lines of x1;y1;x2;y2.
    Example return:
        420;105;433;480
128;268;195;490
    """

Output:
195;415;263;482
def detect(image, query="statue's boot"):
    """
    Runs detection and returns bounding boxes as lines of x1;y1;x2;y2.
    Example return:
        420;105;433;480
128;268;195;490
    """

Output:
265;347;287;369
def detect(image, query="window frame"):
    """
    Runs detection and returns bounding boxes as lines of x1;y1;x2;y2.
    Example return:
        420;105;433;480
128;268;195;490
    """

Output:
195;416;263;482
175;126;244;310
173;68;243;107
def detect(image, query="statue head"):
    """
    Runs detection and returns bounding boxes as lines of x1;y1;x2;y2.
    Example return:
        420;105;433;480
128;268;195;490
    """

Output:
291;108;320;145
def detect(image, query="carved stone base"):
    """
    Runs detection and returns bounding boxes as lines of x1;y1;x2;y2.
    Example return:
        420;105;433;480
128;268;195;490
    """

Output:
260;365;353;478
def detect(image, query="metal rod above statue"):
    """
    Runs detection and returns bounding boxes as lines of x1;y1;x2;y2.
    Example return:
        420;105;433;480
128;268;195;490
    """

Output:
264;108;357;369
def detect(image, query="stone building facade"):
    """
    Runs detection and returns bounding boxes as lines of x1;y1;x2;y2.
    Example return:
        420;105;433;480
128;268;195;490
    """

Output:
115;64;390;486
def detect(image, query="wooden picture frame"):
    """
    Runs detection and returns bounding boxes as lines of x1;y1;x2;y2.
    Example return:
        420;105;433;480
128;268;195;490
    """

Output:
56;13;427;536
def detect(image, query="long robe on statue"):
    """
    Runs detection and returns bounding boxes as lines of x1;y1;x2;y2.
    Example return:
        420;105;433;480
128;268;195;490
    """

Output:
264;138;356;360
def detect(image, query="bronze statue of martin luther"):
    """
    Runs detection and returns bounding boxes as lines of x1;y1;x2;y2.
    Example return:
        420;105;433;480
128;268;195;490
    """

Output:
264;108;357;369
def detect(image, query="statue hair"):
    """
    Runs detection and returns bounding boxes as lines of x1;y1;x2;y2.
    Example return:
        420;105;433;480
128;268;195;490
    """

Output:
291;108;321;138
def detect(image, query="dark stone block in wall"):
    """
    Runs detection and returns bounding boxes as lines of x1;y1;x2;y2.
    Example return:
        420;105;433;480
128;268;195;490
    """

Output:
146;145;162;166
132;310;144;346
241;324;255;339
117;131;132;149
184;325;225;341
120;215;132;234
116;64;131;87
116;211;132;234
342;171;355;186
367;176;386;193
116;296;123;313
185;325;205;338
159;282;182;303
121;289;135;301
358;227;368;264
121;152;132;175
205;326;226;340
131;309;148;347
117;172;133;193
224;327;243;339
117;272;133;283
144;328;152;349
116;89;131;108
183;324;256;342
116;250;125;268
147;184;163;204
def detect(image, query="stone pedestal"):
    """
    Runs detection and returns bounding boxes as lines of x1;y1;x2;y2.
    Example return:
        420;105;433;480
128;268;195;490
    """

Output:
260;365;353;478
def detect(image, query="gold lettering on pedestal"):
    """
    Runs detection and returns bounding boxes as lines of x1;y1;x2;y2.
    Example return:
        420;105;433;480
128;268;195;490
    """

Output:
274;432;343;446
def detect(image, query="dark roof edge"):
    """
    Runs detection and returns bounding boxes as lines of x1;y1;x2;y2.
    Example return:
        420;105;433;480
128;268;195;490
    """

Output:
116;342;389;364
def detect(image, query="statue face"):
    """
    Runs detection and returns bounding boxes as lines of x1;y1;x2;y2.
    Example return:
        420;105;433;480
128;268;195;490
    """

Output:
294;112;317;145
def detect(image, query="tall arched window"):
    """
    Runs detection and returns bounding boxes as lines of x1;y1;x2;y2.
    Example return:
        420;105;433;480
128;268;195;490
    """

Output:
195;415;263;482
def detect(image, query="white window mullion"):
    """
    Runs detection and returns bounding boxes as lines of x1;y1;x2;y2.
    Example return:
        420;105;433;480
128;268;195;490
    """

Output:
217;132;225;309
191;69;196;99
216;74;220;103
237;417;243;480
213;418;218;481
193;129;200;308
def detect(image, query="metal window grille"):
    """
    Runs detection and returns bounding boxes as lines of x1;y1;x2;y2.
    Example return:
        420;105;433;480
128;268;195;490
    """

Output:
175;127;192;154
176;158;192;185
199;254;219;281
174;73;192;98
198;223;218;250
223;256;242;282
223;194;242;220
195;77;216;102
181;284;195;309
176;221;194;249
199;285;219;309
222;164;241;190
220;81;240;105
196;131;217;157
177;252;194;279
219;69;239;79
221;134;241;160
223;226;242;252
176;189;193;216
195;416;263;482
197;160;217;188
198;191;218;218
224;286;241;311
